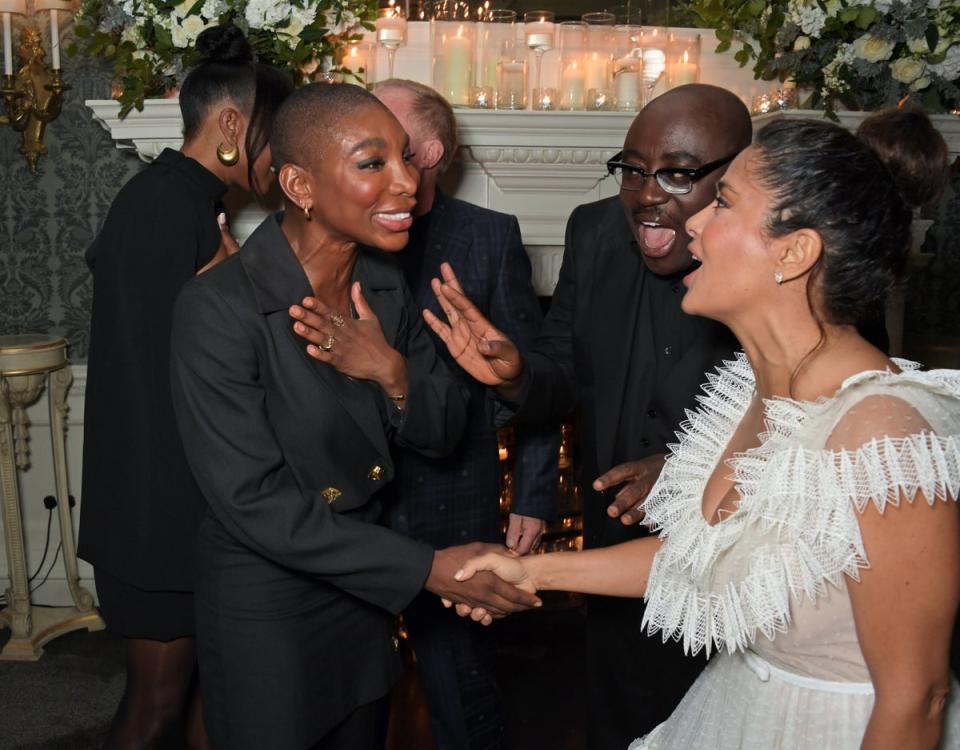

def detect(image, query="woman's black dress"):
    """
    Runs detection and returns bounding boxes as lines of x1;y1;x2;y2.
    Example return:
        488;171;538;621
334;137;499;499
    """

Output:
78;149;227;640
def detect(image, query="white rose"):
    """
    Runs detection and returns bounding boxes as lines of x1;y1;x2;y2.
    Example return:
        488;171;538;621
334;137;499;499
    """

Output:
911;75;931;90
173;0;192;19
794;35;811;50
245;0;288;30
906;37;929;54
182;15;209;43
852;34;895;62
200;0;228;19
120;25;142;46
929;44;960;80
889;57;925;83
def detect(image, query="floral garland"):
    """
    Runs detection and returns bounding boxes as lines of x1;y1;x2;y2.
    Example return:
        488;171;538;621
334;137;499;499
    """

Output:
692;0;959;117
70;0;377;116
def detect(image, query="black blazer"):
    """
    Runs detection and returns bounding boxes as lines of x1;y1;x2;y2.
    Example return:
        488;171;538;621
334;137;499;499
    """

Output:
382;191;559;548
495;197;737;549
169;213;468;746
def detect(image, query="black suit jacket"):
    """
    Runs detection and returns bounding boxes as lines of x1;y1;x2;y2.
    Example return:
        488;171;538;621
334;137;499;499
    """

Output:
382;191;558;548
169;213;467;745
496;197;737;549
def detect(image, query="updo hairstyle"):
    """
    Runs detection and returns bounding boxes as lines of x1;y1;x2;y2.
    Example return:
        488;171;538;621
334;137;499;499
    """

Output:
752;110;948;328
179;23;294;197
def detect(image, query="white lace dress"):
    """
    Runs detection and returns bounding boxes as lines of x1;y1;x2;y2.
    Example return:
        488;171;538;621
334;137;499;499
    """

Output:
630;355;960;750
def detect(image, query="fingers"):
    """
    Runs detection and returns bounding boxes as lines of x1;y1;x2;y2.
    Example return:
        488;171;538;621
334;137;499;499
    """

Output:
439;262;465;293
606;485;648;525
351;282;374;321
505;515;522;551
217;213;241;256
593;460;644;492
422;308;454;347
430;277;462;328
453;552;501;582
507;515;545;555
487;575;541;610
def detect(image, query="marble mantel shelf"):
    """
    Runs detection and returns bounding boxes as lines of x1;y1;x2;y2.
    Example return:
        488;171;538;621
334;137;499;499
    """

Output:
87;99;960;296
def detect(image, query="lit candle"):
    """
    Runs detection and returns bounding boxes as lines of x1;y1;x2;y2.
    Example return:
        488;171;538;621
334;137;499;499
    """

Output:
670;49;696;87
376;12;406;46
561;60;585;109
442;26;472;106
584;51;608;94
525;19;554;51
497;60;526;109
0;0;24;76
2;13;11;76
35;0;72;71
344;43;369;85
613;55;641;110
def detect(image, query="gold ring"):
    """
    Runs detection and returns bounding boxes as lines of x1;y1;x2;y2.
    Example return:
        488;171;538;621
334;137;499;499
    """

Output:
331;313;346;328
318;335;336;352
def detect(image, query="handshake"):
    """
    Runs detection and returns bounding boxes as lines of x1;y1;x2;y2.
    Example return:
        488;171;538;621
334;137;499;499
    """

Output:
425;543;542;627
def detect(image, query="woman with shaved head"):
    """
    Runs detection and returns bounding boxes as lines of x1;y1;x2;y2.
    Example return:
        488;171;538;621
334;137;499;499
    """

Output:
168;83;537;749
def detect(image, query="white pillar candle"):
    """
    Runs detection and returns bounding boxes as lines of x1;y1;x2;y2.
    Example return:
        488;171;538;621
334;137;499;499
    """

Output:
2;13;11;76
561;61;585;109
49;9;60;69
584;52;608;93
376;15;406;45
669;50;696;87
614;56;641;110
442;27;471;105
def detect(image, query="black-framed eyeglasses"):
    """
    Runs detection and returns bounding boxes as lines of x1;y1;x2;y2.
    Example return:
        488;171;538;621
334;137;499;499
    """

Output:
605;150;740;195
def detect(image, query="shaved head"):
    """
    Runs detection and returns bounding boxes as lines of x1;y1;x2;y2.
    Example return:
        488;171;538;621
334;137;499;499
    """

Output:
270;83;389;170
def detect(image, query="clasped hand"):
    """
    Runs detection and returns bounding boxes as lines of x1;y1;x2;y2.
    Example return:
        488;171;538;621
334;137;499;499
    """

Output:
438;546;540;626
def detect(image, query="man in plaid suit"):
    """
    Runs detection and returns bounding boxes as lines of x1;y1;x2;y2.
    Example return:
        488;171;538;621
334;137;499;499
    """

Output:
375;79;559;750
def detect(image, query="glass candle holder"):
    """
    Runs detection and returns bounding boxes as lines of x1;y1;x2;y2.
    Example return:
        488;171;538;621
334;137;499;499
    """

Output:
666;33;700;89
582;11;615;110
497;38;528;110
342;39;376;88
432;18;475;107
613;24;643;111
375;4;407;80
524;10;555;107
639;26;668;104
474;8;515;109
558;21;587;110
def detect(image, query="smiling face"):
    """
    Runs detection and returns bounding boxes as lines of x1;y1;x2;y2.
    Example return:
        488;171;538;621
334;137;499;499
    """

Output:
681;148;781;324
306;104;419;252
618;90;748;277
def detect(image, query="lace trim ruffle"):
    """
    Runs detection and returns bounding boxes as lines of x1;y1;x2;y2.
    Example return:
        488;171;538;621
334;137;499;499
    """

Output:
641;354;960;657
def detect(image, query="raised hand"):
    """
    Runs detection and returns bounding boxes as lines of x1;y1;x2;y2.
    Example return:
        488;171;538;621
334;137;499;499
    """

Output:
423;263;524;387
290;282;408;396
594;454;667;526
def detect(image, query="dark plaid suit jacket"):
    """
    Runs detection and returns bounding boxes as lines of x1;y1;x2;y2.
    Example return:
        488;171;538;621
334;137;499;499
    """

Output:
381;191;559;549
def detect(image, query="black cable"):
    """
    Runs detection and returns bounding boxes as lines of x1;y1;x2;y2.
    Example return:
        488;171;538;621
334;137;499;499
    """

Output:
29;541;62;595
0;506;55;607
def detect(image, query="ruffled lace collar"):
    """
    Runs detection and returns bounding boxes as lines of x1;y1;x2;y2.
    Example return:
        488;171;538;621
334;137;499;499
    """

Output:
640;353;960;657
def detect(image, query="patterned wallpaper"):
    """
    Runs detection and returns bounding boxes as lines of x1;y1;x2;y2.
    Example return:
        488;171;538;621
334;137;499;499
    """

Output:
0;55;144;362
0;53;956;363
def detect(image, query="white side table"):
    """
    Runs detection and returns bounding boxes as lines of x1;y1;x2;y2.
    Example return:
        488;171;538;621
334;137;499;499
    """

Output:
0;334;103;660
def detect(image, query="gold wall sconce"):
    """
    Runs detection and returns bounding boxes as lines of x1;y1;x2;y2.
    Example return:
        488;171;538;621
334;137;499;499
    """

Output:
0;0;71;173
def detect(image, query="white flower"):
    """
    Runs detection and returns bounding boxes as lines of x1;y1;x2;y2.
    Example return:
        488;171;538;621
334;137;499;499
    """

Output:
907;37;929;54
120;25;143;46
911;75;932;90
871;0;893;12
794;35;811;50
890;57;925;83
852;34;895;62
245;0;291;30
173;0;193;19
929;43;960;80
825;0;841;15
323;8;361;36
200;0;228;19
787;0;827;37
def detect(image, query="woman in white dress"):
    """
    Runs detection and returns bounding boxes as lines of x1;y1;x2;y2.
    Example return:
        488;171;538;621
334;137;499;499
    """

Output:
429;109;959;748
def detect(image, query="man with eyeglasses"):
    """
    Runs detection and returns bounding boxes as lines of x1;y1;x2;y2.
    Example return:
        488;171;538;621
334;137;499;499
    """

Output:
423;83;751;748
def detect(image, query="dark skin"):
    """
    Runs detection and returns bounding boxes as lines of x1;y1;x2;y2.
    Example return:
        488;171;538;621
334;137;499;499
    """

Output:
421;85;752;526
282;102;540;616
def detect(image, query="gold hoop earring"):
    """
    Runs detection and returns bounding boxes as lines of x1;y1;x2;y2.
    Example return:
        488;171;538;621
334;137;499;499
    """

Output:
216;142;240;167
303;204;312;221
